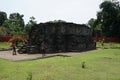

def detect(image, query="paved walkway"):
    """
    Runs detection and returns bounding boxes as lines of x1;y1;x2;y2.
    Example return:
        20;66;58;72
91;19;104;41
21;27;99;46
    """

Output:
0;50;96;62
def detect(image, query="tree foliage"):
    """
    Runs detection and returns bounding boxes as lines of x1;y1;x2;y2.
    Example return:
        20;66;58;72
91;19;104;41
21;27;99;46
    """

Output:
0;11;7;26
0;11;38;36
9;13;25;31
96;0;120;37
88;18;96;29
2;13;25;36
0;26;9;36
24;16;37;34
88;18;103;37
47;20;66;23
0;12;26;36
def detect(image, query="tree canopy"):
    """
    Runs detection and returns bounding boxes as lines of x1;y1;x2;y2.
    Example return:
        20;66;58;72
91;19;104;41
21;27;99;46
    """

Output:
0;11;7;26
0;11;35;36
24;16;37;34
96;0;120;37
9;13;25;30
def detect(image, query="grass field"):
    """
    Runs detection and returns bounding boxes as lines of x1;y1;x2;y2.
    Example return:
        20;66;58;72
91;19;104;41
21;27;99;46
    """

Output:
0;42;11;50
0;42;22;50
0;42;120;80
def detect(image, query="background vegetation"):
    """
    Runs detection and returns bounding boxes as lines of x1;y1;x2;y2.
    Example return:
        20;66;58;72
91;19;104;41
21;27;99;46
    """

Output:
88;0;120;38
0;12;37;36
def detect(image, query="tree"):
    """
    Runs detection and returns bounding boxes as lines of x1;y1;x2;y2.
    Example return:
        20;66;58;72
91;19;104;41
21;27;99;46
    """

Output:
47;20;66;23
88;18;103;37
0;26;9;36
9;13;25;35
0;11;7;26
29;16;37;25
88;18;96;29
9;13;25;31
24;16;37;34
96;0;120;37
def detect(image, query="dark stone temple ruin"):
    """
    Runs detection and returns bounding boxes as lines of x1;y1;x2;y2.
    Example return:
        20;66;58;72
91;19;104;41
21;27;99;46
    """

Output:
18;22;96;54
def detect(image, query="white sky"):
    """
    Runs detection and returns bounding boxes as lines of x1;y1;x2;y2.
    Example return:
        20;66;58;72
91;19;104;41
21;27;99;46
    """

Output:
0;0;103;24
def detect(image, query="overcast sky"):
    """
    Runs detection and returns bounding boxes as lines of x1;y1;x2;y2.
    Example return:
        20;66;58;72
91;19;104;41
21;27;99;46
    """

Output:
0;0;103;24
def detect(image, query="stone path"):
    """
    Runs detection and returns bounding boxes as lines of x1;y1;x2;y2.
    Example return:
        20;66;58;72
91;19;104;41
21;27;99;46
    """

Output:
0;50;96;62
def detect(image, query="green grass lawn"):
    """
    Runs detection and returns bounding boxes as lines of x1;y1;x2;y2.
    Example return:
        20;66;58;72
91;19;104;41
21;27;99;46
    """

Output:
0;42;23;50
0;42;120;80
0;42;11;50
97;42;120;49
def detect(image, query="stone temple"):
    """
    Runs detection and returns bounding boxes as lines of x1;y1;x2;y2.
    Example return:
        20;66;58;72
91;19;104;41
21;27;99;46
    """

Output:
18;22;96;54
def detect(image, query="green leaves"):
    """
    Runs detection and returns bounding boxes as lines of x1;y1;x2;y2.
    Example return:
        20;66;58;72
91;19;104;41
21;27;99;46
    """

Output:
96;1;120;37
24;16;37;34
0;11;7;26
0;27;9;36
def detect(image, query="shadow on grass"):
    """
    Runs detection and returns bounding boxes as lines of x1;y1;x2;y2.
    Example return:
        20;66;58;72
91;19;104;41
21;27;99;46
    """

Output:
14;54;71;62
41;54;71;59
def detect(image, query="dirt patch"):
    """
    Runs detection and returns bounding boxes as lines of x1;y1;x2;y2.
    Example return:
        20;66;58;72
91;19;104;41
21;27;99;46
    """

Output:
0;50;96;62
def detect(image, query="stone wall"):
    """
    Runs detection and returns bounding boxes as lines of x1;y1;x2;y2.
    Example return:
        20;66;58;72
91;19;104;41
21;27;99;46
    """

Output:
18;22;96;54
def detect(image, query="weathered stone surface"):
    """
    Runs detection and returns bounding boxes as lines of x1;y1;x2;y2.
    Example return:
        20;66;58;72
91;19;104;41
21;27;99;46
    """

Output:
18;22;96;54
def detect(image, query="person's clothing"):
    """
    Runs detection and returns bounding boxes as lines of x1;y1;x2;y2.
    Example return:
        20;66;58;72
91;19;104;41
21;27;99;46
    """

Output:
11;44;17;55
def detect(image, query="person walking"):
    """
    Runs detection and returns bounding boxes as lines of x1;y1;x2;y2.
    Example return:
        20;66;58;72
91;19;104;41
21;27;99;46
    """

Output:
11;43;17;55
